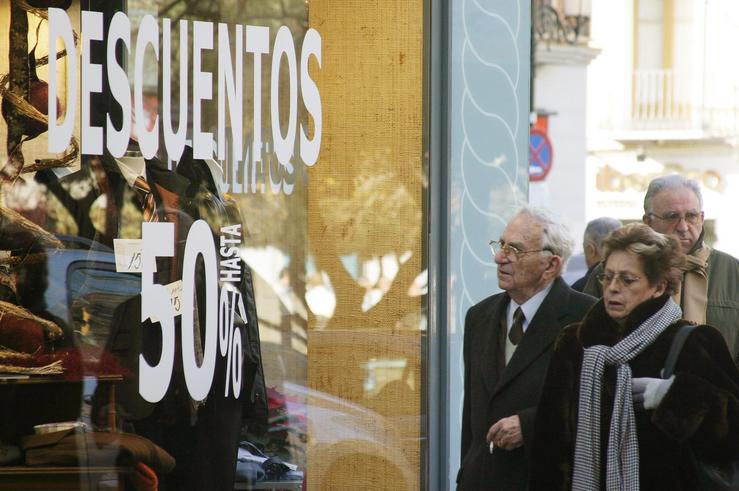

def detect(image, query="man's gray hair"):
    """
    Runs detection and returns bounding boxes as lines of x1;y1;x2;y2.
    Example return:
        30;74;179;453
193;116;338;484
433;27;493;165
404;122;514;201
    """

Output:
644;174;703;214
514;206;575;266
584;217;622;248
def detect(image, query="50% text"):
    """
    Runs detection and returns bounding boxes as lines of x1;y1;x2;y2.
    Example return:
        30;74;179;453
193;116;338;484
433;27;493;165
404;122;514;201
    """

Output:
218;287;246;398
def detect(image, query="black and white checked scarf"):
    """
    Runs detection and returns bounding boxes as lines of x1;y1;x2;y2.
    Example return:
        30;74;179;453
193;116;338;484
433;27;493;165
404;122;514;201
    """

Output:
572;298;682;491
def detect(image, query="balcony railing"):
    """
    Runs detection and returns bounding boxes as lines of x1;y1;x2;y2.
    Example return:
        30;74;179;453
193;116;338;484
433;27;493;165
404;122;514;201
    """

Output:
625;69;739;137
632;69;692;127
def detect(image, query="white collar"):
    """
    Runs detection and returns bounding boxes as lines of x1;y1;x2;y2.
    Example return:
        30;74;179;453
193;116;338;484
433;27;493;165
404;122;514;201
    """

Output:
203;158;226;198
115;155;146;187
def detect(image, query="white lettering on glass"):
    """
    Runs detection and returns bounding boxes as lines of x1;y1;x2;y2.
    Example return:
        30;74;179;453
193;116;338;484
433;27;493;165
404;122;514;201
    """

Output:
139;223;176;403
300;28;322;166
162;18;188;162
80;10;103;155
106;12;131;157
48;8;76;153
192;21;214;160
217;23;243;161
48;11;323;195
181;220;218;402
135;14;159;159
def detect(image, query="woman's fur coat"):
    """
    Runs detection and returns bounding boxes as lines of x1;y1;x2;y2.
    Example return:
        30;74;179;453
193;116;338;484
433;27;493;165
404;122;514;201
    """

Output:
530;295;739;490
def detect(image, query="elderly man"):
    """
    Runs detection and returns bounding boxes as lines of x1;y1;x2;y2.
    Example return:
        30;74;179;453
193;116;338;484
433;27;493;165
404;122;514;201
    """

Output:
457;207;595;491
571;217;622;292
583;174;739;361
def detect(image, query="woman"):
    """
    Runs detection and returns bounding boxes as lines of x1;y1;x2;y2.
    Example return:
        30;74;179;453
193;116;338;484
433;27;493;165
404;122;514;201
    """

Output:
530;223;739;490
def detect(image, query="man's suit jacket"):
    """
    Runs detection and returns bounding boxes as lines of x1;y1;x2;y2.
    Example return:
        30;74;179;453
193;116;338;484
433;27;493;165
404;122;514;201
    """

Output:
457;277;595;491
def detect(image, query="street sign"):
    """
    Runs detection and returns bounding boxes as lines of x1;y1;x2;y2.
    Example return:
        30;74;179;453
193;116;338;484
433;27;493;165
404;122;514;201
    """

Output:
529;128;553;181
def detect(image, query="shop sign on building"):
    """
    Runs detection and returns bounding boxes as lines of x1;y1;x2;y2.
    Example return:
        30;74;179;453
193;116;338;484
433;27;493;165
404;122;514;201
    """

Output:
586;152;725;220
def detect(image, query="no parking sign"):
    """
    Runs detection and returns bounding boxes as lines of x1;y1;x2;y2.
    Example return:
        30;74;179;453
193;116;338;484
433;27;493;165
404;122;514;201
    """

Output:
529;128;553;181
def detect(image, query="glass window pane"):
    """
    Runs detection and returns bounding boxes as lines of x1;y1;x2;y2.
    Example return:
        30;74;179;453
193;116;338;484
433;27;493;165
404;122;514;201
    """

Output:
0;1;427;489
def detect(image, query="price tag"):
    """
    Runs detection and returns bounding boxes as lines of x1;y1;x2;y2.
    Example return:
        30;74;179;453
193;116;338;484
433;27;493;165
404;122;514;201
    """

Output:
165;280;183;317
113;239;143;272
149;280;183;323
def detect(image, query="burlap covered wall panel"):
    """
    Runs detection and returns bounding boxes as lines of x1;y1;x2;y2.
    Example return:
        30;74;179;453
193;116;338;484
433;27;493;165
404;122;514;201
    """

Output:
307;0;424;489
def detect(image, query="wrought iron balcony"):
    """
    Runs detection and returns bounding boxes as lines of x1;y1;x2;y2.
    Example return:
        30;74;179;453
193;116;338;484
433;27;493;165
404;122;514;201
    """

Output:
533;0;590;45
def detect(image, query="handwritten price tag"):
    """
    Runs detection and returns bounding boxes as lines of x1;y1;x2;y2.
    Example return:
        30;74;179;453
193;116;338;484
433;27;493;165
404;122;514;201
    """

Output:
149;280;183;323
165;280;183;317
113;239;143;272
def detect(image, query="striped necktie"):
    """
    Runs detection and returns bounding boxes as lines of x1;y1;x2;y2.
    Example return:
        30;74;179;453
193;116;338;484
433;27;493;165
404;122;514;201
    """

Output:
508;307;525;345
133;176;158;222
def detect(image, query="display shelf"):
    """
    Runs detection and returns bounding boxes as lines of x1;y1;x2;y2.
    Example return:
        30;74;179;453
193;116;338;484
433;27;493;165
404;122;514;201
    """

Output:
234;479;303;491
0;465;130;490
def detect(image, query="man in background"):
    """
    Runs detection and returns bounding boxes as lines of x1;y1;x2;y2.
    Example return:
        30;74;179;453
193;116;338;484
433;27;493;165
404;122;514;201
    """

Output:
571;217;621;292
584;174;739;362
458;207;594;490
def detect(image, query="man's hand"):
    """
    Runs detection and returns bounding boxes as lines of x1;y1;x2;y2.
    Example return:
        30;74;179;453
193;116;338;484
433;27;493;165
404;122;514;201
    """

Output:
486;415;523;451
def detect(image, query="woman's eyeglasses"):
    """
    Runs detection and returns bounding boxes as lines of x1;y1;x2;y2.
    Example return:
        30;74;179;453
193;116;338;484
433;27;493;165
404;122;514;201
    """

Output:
489;240;551;260
595;272;642;288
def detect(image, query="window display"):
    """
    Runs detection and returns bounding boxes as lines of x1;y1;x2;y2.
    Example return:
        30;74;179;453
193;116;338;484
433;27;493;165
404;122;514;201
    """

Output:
0;0;426;489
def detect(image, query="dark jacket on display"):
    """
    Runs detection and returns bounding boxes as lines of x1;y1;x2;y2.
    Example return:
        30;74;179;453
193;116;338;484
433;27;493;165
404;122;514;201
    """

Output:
95;149;267;425
174;149;268;426
457;277;595;491
92;149;267;490
529;295;739;491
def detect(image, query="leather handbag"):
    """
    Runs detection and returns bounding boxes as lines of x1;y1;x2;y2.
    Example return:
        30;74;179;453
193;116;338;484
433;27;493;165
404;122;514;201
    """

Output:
662;324;739;491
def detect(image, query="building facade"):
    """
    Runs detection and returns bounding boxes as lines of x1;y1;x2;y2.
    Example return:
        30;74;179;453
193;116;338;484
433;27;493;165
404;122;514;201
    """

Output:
586;0;739;256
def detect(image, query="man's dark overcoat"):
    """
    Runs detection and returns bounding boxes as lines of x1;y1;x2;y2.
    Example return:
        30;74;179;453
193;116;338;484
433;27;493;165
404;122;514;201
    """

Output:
457;277;595;490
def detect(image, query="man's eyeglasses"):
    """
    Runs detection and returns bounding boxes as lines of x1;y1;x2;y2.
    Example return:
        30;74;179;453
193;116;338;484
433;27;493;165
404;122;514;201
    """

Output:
489;240;551;260
595;272;642;288
647;210;703;226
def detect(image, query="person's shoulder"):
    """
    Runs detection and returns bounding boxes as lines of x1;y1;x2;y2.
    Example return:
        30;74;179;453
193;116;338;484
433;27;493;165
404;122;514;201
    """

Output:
544;279;596;320
559;280;597;310
570;274;588;292
709;247;739;267
466;291;505;317
569;287;597;306
706;248;739;291
669;321;738;369
664;320;726;352
553;322;584;353
473;290;505;306
688;322;731;346
582;262;604;298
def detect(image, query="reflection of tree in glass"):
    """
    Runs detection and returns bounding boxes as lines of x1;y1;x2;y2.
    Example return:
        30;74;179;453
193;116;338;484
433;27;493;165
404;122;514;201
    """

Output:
323;171;420;254
311;149;425;331
158;0;310;308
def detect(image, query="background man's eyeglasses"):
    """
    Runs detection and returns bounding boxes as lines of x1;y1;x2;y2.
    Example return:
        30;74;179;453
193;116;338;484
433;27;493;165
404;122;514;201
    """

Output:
596;272;642;288
647;211;703;226
489;240;551;260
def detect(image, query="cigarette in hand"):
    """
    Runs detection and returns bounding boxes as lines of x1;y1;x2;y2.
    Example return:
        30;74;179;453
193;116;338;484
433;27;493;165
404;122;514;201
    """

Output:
489;442;495;454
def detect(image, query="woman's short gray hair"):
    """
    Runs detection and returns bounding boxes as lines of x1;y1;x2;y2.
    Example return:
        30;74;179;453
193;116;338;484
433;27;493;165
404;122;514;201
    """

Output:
514;206;575;266
644;175;703;214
